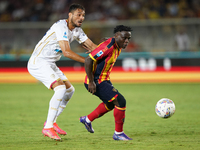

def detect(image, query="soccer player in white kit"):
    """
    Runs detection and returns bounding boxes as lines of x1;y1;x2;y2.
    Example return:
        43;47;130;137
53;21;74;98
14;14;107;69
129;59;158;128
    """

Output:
27;4;97;141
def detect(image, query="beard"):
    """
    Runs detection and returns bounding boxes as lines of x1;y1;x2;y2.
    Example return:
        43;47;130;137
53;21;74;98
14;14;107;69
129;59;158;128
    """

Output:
71;17;81;27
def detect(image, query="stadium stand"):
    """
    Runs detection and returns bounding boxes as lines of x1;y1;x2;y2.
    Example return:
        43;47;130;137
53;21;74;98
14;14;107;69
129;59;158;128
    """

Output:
0;0;199;22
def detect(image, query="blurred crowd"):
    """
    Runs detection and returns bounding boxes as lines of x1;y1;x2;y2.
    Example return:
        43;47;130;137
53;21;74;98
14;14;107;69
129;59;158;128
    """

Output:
0;0;200;22
1;0;200;56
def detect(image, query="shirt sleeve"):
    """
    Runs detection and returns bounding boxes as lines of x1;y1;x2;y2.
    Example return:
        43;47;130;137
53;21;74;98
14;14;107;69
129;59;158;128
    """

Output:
54;21;69;42
89;42;110;61
76;28;88;44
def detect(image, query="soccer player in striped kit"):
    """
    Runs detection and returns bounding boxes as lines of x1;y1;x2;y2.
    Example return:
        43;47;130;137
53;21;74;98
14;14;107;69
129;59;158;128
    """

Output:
28;4;97;140
80;25;132;140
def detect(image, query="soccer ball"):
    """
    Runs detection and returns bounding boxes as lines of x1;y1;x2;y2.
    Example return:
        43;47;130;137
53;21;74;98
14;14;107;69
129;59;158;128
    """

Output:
155;98;175;118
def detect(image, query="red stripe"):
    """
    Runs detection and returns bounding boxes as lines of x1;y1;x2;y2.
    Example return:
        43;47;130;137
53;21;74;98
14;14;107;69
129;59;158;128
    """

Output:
50;80;57;89
108;94;118;102
105;48;118;80
0;67;28;72
1;66;200;73
98;61;107;83
84;75;88;84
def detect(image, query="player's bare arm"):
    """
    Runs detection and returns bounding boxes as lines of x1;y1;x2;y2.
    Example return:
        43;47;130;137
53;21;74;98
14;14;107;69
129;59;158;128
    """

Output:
85;56;96;94
59;40;85;63
81;38;97;53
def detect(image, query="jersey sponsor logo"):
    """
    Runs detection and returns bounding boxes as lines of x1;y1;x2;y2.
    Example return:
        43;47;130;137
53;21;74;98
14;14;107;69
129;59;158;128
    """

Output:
55;49;62;53
82;33;86;36
96;50;103;57
63;32;67;38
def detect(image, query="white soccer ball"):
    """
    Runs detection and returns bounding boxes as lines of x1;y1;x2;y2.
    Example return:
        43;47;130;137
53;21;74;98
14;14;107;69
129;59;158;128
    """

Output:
155;98;175;118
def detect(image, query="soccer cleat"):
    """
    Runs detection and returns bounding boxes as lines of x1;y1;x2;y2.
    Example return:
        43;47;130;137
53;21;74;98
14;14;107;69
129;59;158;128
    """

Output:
53;123;67;135
44;121;67;135
113;132;132;141
79;116;94;133
42;128;61;141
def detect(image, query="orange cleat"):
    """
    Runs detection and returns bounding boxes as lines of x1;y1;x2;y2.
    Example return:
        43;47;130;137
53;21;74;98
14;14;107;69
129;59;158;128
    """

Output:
44;121;67;135
42;128;61;141
53;122;67;135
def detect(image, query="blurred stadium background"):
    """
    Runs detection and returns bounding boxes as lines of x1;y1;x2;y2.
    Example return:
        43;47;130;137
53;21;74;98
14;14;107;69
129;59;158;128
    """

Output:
1;0;200;83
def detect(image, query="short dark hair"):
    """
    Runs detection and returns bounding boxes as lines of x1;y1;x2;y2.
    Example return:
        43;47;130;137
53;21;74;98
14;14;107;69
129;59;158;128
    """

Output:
114;25;132;34
69;3;85;13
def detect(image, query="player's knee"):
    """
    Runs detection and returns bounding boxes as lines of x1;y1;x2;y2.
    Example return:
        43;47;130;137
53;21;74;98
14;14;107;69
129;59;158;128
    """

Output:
116;93;126;108
105;102;115;110
53;85;67;98
52;79;65;89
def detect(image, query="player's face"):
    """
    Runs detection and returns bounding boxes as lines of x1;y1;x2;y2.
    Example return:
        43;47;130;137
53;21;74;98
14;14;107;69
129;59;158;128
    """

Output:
70;9;85;27
115;31;131;49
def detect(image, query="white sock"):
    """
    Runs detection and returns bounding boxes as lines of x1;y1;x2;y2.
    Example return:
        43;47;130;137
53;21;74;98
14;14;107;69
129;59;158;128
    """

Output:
44;85;66;129
86;116;91;123
115;131;124;135
54;86;75;123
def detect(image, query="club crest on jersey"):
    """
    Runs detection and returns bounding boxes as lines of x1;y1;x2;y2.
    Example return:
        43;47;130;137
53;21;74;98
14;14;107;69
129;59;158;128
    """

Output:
96;50;103;57
63;32;67;38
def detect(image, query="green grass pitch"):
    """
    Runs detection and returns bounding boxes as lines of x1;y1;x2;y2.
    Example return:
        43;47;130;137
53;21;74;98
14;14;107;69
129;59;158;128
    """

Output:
0;83;200;150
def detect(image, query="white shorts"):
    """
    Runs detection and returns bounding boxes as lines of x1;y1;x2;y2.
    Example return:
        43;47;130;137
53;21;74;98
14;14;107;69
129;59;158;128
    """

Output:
27;62;68;89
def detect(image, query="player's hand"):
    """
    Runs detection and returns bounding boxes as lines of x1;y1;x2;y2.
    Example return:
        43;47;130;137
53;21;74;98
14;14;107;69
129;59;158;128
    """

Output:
81;44;92;53
85;50;92;54
88;81;96;94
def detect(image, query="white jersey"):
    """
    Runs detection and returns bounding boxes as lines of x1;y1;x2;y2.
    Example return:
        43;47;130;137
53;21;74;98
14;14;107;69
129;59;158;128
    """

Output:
29;19;88;64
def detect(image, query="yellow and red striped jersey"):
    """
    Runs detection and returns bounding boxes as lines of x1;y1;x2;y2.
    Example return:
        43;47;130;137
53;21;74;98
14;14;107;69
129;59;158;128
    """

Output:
85;38;121;84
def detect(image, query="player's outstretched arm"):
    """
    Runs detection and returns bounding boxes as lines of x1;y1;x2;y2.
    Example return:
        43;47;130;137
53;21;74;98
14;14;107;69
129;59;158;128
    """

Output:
59;40;85;63
81;39;97;53
85;56;96;94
